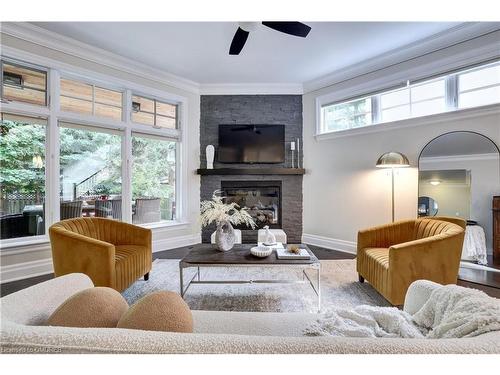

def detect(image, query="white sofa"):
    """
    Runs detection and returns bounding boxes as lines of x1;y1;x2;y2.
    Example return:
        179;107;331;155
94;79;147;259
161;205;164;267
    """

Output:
1;274;499;354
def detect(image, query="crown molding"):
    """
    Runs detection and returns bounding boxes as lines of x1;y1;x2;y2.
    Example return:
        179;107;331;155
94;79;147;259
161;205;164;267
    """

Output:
199;83;303;95
0;22;200;94
304;22;500;94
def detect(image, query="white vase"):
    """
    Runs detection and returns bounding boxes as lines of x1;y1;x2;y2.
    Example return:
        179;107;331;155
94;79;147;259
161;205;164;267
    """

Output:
206;145;215;169
215;220;235;251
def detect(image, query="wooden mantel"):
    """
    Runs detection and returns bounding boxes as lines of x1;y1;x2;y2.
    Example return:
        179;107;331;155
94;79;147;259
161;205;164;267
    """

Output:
196;168;306;175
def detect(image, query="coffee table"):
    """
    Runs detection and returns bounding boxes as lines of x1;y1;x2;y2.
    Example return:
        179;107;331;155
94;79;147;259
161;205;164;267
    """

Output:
179;244;321;312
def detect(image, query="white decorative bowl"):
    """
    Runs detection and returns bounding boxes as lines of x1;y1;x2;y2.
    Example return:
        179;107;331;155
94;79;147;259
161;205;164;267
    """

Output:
250;246;272;258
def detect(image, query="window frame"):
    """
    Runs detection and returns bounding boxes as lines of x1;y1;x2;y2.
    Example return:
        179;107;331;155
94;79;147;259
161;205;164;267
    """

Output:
59;75;124;121
131;93;178;130
0;52;188;249
316;60;500;138
1;58;49;108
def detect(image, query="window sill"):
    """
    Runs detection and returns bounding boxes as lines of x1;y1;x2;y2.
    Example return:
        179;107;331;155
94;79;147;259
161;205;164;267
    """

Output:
0;236;50;252
315;103;500;141
138;220;189;230
0;221;191;253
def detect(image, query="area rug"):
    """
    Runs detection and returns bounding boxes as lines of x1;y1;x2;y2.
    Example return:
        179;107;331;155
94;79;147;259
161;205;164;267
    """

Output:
122;259;390;312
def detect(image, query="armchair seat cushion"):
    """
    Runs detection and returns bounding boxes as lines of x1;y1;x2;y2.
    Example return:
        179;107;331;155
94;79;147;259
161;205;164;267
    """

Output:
364;248;390;269
115;245;151;292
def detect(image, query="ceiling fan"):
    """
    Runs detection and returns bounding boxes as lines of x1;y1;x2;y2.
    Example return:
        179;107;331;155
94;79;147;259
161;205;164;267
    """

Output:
229;22;311;55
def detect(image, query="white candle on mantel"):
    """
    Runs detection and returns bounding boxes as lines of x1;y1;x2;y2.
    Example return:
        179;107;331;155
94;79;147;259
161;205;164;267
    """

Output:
290;141;296;150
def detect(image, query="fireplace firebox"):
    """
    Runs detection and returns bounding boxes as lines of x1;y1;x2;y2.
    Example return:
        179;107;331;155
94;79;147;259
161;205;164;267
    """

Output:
221;181;281;229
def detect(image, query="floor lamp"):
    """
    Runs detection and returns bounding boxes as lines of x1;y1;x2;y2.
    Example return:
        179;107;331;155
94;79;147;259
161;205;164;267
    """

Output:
376;152;410;222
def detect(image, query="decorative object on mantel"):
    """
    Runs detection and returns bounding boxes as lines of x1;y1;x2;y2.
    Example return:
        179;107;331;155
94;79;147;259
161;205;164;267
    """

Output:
205;145;215;169
375;151;410;222
290;141;296;168
262;225;277;246
200;191;256;251
296;137;301;168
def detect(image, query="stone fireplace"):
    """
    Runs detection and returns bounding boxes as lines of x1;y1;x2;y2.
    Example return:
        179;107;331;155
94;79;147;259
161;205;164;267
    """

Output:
199;94;303;244
221;181;282;230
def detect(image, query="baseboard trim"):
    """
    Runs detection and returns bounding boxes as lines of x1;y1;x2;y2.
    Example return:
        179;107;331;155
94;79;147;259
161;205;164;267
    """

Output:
152;233;201;253
1;258;54;284
302;233;357;255
1;233;202;284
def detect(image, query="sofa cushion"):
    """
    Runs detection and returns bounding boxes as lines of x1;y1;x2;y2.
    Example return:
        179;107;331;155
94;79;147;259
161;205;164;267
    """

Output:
46;287;128;328
117;291;193;333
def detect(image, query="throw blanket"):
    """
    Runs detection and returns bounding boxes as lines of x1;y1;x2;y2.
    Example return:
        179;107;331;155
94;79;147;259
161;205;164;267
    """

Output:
304;305;424;338
462;225;488;265
305;285;500;339
413;284;500;338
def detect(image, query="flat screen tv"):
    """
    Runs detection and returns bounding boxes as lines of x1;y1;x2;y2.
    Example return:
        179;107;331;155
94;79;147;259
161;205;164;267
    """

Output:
218;124;285;163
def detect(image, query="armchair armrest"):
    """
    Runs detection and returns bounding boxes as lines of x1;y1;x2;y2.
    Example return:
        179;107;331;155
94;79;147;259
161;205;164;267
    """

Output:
49;226;116;288
357;220;415;250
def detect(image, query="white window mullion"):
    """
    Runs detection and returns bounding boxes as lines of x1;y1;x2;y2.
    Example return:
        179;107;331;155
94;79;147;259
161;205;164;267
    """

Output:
47;68;61;226
445;75;458;110
122;89;133;223
371;95;380;124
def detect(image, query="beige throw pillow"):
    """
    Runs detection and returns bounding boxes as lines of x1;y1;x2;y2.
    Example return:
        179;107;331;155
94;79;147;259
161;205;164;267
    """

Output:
47;287;129;328
117;291;193;333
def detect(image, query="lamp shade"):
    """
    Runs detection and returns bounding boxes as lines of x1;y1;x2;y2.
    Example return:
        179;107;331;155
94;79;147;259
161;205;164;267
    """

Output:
376;152;410;168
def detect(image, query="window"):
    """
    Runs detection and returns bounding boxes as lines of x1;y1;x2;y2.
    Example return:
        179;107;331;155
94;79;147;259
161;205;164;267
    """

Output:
458;62;500;108
1;61;47;106
1;56;184;248
59;123;122;220
321;96;372;132
132;133;176;224
380;79;445;122
0;113;47;239
318;60;500;135
132;95;177;129
60;78;123;121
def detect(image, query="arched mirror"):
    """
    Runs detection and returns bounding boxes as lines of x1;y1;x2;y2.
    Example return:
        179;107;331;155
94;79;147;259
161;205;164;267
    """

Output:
418;131;500;267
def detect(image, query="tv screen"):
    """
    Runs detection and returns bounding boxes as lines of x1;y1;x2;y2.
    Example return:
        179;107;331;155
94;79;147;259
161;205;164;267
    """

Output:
218;125;285;163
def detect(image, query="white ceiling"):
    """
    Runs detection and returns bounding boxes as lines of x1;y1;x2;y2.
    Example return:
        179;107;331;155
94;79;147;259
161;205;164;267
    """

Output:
31;22;460;84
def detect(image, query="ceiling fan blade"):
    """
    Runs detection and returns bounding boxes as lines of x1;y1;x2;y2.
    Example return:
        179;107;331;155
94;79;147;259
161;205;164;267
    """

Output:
229;27;250;55
262;22;311;38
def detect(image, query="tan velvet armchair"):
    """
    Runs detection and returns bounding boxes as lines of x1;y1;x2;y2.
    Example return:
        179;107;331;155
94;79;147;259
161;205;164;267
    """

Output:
49;218;152;292
357;217;465;305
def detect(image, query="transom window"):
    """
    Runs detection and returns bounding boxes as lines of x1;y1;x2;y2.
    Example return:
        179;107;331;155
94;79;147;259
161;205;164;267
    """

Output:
319;60;500;135
132;95;177;129
458;63;500;109
60;78;123;121
380;78;446;122
1;61;47;106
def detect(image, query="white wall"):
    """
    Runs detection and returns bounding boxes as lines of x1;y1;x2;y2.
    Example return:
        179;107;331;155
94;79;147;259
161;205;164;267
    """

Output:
420;156;500;252
0;34;201;282
302;103;500;251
